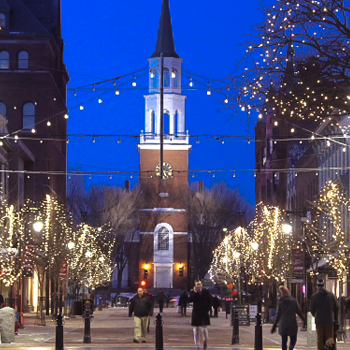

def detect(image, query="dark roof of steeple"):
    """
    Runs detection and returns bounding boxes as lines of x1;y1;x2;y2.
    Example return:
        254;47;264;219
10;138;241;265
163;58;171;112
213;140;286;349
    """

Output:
151;0;179;58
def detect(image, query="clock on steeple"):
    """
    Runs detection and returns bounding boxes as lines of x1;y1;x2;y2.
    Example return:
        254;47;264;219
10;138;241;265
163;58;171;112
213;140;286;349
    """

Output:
136;0;191;291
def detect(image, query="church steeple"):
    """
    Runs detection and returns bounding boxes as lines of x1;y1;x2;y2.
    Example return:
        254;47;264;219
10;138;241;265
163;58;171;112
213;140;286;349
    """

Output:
151;0;179;58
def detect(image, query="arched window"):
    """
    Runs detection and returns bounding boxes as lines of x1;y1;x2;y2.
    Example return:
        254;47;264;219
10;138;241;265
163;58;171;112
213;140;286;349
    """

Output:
0;51;9;69
174;111;179;135
18;51;29;69
0;102;6;118
158;226;169;250
151;69;158;89
0;13;5;28
172;69;178;88
164;110;170;138
23;102;35;129
164;68;170;87
151;110;156;135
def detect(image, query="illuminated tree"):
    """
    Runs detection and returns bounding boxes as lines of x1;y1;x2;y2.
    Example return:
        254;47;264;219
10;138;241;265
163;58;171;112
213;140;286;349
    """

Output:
225;0;350;122
248;203;293;283
305;180;350;286
67;224;114;292
211;227;260;291
0;197;20;286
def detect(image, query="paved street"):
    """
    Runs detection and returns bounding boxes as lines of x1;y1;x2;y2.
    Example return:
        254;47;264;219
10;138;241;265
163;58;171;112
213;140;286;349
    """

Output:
1;307;349;349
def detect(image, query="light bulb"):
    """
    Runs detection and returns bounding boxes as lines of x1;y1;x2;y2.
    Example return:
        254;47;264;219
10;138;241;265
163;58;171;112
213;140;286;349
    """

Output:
98;98;103;104
47;121;51;126
207;89;211;96
80;105;84;110
172;71;176;78
31;128;36;133
224;98;229;104
115;89;120;95
64;114;69;119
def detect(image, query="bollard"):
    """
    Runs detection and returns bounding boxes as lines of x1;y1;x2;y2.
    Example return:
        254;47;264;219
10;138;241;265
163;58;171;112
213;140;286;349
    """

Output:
55;314;64;350
98;297;102;311
254;313;263;350
155;313;163;350
83;310;92;343
231;310;239;344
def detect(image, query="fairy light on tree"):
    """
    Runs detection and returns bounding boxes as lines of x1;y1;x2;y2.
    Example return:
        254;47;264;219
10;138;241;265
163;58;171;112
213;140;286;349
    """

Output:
305;181;349;285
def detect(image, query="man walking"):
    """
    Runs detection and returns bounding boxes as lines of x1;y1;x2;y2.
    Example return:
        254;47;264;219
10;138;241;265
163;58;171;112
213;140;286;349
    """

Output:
189;280;212;350
179;290;189;317
310;278;339;350
129;288;153;343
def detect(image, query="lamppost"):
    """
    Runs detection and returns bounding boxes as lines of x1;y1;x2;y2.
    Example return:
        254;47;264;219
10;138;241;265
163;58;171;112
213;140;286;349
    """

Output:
282;211;310;330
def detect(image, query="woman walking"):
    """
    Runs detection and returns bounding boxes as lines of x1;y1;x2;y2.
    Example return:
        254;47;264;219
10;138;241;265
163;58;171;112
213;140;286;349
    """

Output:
271;286;305;350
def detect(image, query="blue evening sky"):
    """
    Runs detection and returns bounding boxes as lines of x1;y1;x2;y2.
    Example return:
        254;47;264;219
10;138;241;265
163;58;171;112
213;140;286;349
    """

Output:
61;0;270;205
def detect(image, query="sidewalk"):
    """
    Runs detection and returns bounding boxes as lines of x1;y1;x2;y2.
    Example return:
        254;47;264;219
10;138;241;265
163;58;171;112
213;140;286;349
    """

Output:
1;307;348;349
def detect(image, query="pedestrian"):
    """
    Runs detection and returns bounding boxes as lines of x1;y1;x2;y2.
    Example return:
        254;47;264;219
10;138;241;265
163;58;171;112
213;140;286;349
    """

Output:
144;288;154;333
271;286;305;350
0;291;4;308
212;295;221;317
179;290;189;317
189;280;212;350
129;287;153;343
310;278;339;350
157;290;165;313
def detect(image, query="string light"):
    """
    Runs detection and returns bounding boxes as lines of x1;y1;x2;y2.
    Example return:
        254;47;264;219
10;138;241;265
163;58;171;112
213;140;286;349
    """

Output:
132;76;137;87
189;76;193;87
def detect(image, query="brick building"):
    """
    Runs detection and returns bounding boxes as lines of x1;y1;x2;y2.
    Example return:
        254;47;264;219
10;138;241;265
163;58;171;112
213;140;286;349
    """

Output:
0;0;68;205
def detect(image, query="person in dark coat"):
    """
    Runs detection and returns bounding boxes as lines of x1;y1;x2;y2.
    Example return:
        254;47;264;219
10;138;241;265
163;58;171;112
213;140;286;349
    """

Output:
0;292;4;308
157;290;165;313
310;278;339;350
129;288;153;343
179;290;189;317
189;280;212;350
212;295;221;317
144;289;154;333
271;286;305;350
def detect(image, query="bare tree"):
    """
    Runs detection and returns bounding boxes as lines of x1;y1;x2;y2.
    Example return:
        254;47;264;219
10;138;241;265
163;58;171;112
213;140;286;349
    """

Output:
225;0;350;121
183;182;253;280
67;180;143;289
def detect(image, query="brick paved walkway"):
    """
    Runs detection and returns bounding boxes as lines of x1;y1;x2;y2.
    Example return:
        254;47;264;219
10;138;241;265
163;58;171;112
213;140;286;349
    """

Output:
1;307;348;349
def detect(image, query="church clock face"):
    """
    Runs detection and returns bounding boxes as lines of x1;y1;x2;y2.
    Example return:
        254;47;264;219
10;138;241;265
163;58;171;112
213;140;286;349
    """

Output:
155;162;173;179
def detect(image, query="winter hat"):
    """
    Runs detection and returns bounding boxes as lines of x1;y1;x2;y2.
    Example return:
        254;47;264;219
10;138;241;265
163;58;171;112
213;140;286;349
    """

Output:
316;279;325;288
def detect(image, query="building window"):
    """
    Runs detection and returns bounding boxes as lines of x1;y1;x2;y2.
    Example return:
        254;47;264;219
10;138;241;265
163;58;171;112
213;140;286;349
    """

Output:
18;51;29;69
172;69;178;88
158;227;169;250
164;68;170;87
0;51;9;69
151;110;156;134
23;102;35;129
0;13;5;28
0;102;6;118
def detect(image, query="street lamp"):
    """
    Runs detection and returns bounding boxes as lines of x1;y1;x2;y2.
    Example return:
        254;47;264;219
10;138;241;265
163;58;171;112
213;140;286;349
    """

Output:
33;220;43;232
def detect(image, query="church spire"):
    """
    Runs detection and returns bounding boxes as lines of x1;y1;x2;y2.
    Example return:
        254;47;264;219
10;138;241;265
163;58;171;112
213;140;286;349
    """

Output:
151;0;179;58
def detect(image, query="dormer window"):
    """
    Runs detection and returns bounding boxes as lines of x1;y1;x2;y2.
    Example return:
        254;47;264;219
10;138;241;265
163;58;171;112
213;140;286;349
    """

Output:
0;51;9;69
18;51;29;69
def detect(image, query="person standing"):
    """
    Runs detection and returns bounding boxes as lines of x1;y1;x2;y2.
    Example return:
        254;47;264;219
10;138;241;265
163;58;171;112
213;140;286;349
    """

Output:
179;290;189;317
0;291;4;308
157;290;165;313
310;278;339;350
189;280;212;350
271;286;305;350
212;295;221;317
144;289;154;333
129;288;153;343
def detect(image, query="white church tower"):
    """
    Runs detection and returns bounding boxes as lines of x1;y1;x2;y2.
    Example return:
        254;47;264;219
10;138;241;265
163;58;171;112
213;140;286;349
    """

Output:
135;0;192;291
